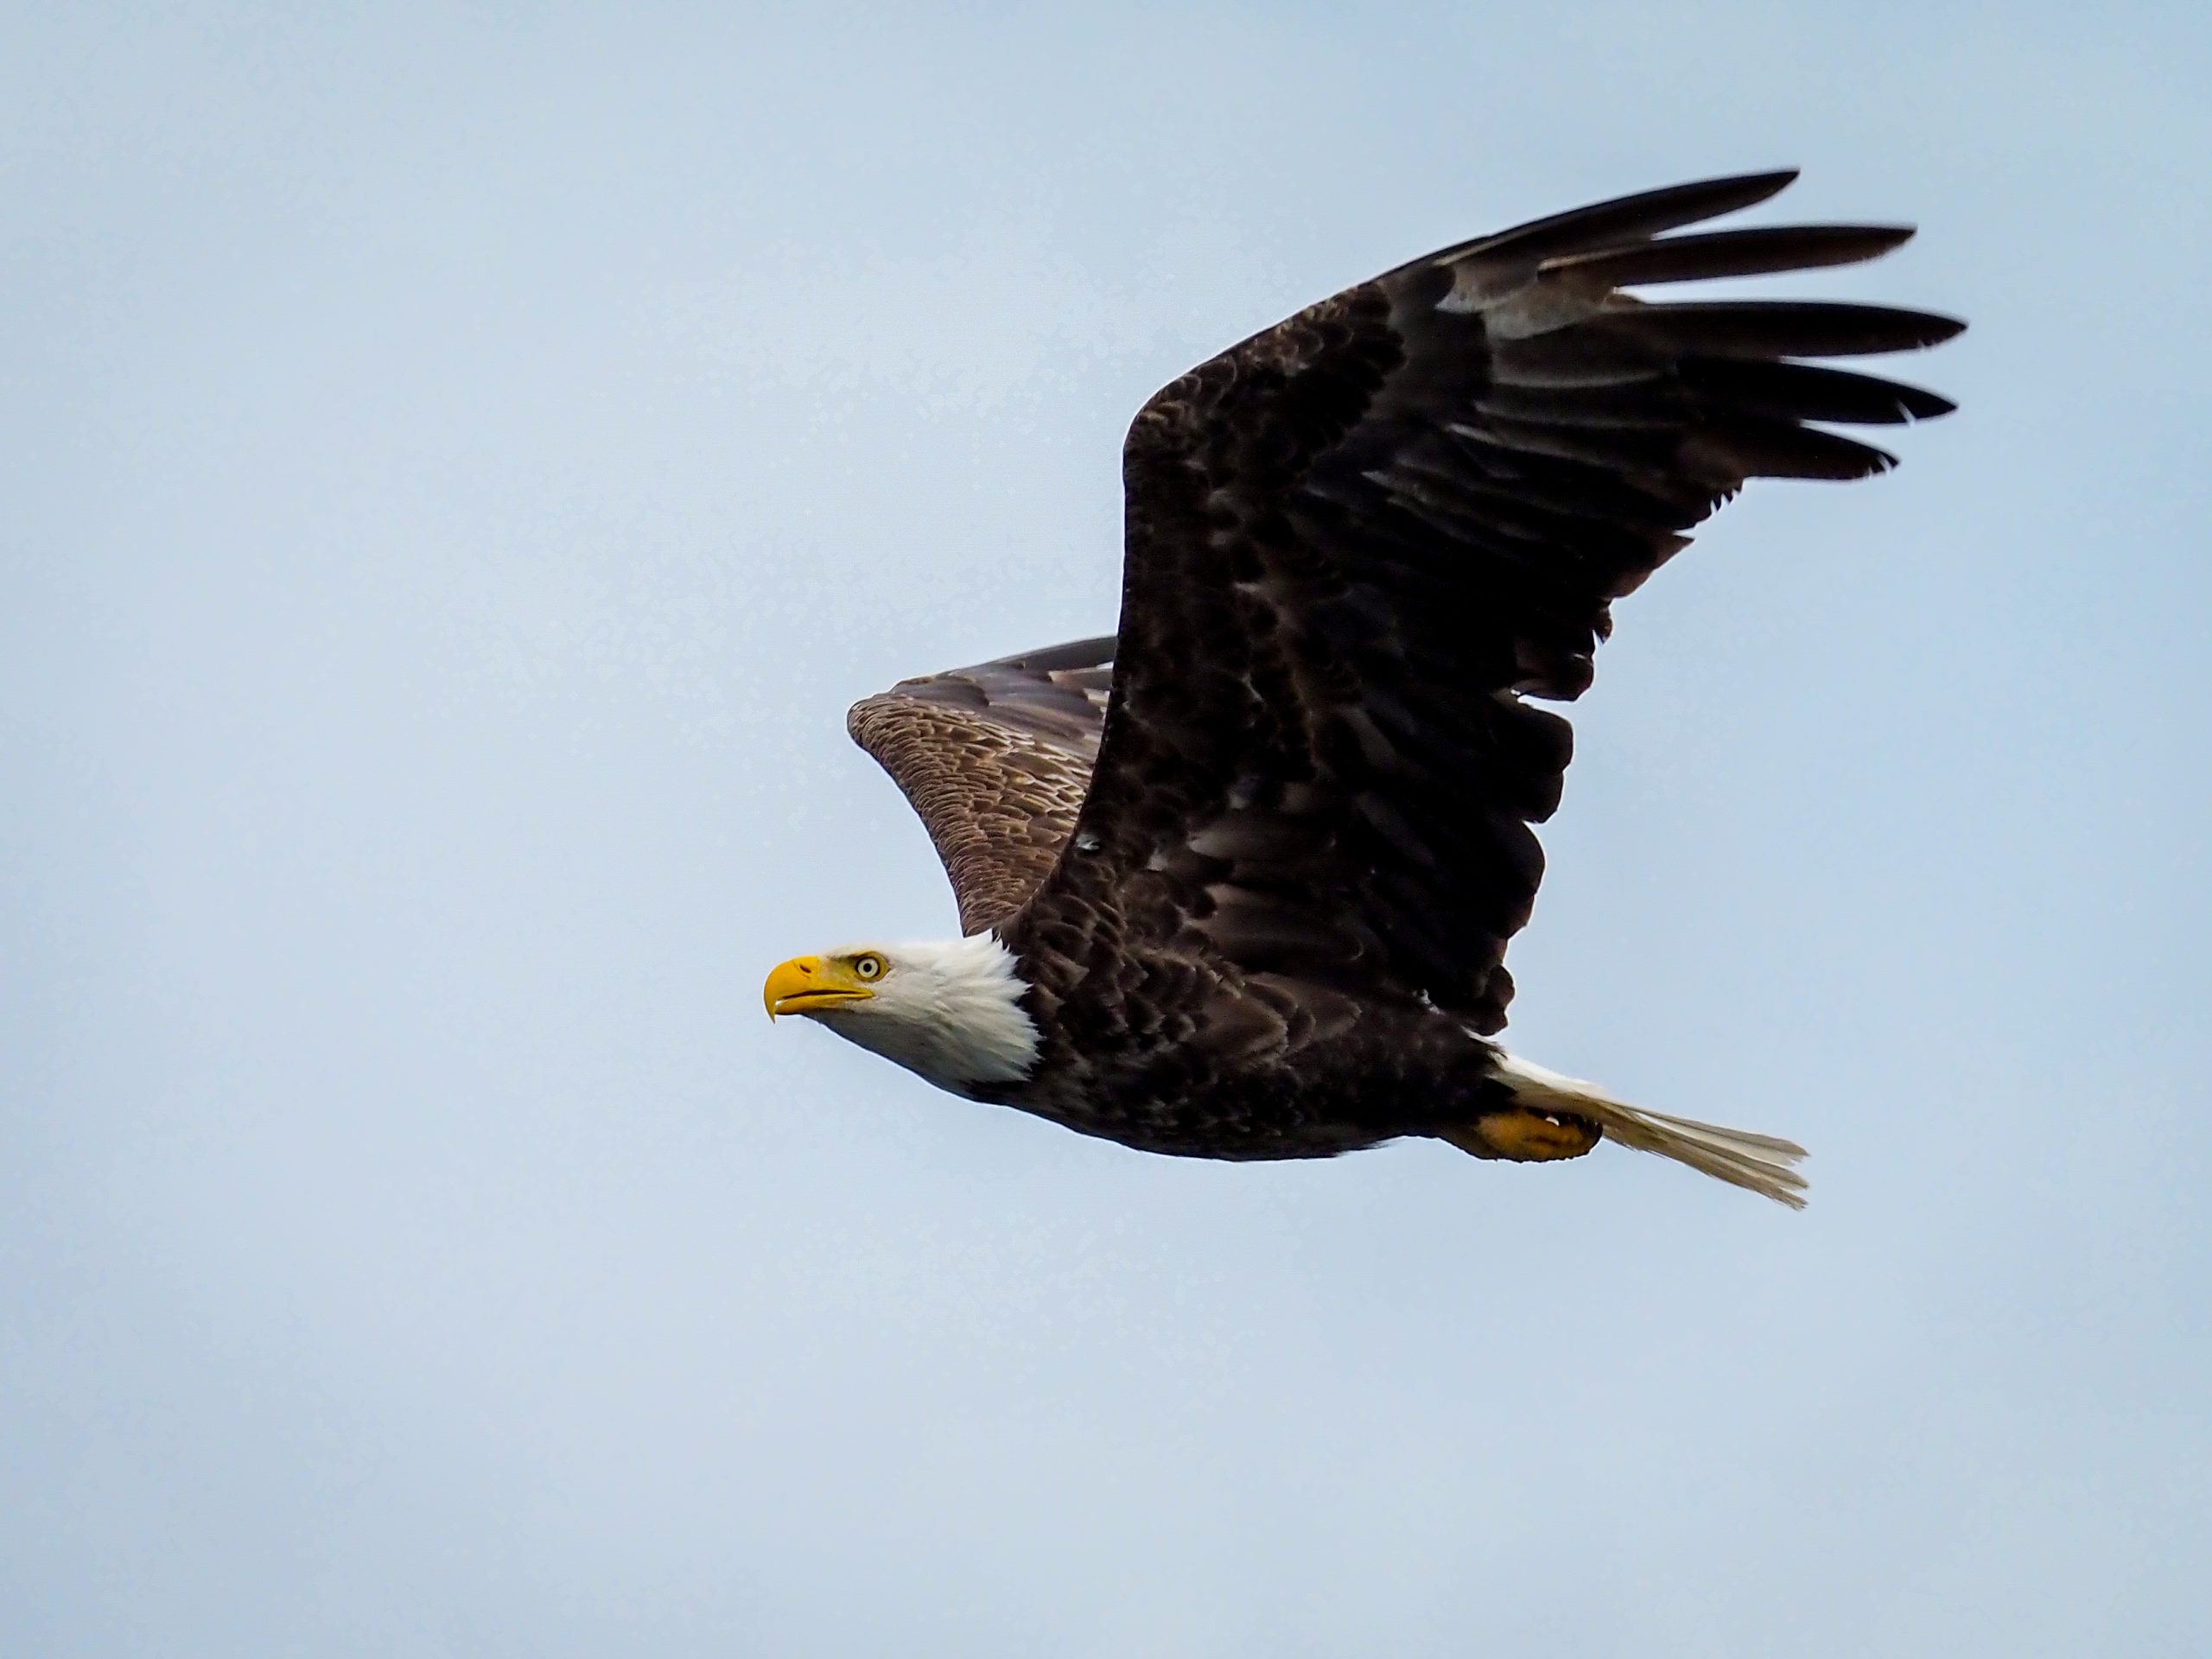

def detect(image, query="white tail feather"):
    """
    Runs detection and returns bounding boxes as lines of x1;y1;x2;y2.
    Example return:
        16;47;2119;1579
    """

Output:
1491;1052;1809;1209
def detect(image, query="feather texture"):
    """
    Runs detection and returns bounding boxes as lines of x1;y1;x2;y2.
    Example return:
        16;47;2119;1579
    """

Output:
847;639;1111;935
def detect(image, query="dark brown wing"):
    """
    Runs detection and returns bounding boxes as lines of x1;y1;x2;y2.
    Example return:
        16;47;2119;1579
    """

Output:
1027;170;1961;1032
848;639;1114;934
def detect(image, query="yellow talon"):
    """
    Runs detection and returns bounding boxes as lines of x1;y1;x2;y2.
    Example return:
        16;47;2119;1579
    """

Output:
1444;1108;1603;1162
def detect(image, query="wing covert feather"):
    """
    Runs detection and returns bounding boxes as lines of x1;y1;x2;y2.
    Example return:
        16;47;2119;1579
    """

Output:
848;639;1113;934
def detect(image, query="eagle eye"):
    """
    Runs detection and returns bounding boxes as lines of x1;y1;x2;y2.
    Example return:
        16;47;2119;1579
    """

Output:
852;953;885;981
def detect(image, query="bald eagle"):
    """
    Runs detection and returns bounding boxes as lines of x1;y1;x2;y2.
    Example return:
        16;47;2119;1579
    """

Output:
765;171;1961;1206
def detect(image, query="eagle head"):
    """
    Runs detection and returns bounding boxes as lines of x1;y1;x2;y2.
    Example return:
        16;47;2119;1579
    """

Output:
762;935;1040;1096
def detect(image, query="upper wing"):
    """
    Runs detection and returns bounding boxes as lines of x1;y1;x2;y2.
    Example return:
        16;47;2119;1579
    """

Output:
1032;169;1961;1031
848;638;1114;934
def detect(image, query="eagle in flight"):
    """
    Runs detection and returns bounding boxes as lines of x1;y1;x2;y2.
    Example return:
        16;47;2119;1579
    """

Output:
764;170;1960;1205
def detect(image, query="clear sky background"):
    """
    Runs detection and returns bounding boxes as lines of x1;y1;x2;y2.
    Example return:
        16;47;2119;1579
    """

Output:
5;5;2208;1656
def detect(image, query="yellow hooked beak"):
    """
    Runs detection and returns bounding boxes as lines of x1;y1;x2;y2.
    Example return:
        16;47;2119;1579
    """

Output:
763;955;875;1020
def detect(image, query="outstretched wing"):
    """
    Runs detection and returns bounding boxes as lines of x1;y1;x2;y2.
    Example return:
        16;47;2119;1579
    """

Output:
1026;169;1961;1032
848;638;1114;934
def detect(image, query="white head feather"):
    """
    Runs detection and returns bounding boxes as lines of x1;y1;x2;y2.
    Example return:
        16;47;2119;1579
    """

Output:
804;933;1039;1096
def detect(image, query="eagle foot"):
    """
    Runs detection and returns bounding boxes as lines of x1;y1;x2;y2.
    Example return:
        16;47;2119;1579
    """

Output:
1453;1108;1603;1163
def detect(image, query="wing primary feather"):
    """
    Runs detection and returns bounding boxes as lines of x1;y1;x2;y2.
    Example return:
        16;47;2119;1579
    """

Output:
1679;358;1957;423
1599;300;1968;358
1429;169;1802;268
1683;419;1900;481
1544;224;1916;286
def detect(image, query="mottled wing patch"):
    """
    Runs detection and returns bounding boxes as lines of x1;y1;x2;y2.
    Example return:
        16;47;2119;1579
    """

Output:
847;639;1113;935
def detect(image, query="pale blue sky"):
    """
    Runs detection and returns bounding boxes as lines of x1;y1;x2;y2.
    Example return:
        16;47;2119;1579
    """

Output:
4;5;2209;1656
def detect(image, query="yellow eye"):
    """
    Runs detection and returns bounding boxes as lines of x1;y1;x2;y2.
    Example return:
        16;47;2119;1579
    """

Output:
852;954;885;982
